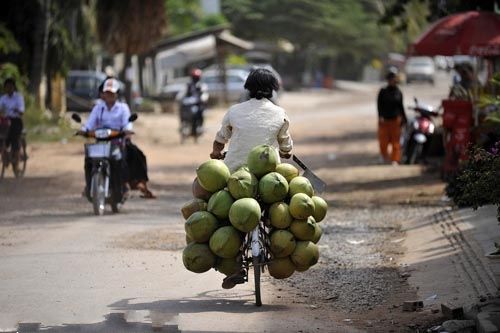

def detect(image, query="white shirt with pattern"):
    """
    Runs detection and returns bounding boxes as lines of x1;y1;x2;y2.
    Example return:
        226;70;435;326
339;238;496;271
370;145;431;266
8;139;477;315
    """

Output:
215;98;293;172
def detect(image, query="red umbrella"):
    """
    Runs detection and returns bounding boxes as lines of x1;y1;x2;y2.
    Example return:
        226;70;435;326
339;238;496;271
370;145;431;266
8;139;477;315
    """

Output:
409;11;500;57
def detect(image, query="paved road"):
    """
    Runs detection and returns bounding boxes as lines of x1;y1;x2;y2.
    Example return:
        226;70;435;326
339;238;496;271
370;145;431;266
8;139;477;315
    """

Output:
0;72;453;332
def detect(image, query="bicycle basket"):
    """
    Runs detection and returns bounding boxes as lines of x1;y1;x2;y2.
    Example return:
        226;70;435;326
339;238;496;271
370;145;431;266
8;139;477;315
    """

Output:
85;143;111;158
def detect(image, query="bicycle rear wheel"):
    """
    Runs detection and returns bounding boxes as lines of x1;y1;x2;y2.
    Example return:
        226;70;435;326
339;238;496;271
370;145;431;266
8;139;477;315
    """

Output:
0;145;6;179
253;255;262;306
13;137;27;178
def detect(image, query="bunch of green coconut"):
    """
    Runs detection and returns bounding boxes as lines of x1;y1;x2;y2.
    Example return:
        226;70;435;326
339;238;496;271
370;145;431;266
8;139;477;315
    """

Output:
181;144;328;280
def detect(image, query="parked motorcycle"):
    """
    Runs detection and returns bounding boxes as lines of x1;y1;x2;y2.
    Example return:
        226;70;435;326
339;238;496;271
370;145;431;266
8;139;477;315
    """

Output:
403;98;440;164
72;113;137;215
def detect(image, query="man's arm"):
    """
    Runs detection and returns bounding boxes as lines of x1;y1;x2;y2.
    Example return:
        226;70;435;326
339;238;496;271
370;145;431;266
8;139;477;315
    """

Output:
210;141;225;159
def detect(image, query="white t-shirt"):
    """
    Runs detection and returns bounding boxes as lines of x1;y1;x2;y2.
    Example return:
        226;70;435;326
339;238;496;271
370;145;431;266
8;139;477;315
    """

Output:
0;92;25;118
215;98;293;172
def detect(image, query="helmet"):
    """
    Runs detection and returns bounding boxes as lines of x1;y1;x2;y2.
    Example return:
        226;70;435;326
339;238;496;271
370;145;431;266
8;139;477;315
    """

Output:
191;68;202;79
385;66;398;80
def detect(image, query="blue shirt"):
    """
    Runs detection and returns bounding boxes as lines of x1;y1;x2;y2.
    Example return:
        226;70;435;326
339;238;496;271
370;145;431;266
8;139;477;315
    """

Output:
0;92;25;118
83;101;132;131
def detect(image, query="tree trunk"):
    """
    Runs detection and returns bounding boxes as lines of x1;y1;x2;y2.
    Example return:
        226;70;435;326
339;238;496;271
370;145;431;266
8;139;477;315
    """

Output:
29;0;51;109
138;54;145;97
118;52;132;106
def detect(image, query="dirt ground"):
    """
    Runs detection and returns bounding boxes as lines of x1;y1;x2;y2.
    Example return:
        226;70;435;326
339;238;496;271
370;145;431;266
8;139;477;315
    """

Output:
0;76;453;332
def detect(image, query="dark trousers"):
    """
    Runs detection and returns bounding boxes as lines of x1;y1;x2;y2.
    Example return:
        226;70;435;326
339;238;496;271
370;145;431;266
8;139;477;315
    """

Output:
7;117;23;151
126;141;148;183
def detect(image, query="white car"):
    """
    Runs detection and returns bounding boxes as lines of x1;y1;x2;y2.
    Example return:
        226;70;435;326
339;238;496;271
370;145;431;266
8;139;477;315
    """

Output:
201;68;250;103
405;57;436;84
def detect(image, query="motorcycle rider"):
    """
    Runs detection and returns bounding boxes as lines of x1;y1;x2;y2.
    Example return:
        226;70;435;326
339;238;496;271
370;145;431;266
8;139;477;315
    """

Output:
176;68;208;138
79;78;132;201
376;69;407;165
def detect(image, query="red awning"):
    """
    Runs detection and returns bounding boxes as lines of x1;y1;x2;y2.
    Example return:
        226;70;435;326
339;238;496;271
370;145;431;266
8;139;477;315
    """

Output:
408;11;500;57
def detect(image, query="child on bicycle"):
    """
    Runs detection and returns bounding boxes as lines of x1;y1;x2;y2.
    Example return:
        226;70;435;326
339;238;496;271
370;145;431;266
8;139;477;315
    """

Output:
0;78;25;164
210;68;293;288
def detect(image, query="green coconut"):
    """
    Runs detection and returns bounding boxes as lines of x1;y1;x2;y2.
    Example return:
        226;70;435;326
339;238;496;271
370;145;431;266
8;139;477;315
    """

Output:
186;233;193;245
182;242;216;273
229;198;261;232
269;202;293;229
291;241;320;269
289;176;314;197
215;257;242;276
258;172;289;204
312;222;323;244
268;257;296;279
184;211;219;243
275;163;299;183
289;216;317;241
311;196;328;222
247;144;279;178
181;198;207;220
270;230;296;258
196;159;231;192
227;169;258;199
289;193;315;219
192;177;213;201
209;226;242;258
207;190;234;220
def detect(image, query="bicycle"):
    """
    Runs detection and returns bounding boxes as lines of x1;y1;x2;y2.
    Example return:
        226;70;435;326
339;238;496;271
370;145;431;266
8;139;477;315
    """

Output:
0;117;27;179
238;217;272;307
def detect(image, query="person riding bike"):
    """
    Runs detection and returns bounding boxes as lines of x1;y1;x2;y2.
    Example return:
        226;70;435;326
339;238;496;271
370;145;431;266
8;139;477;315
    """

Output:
210;68;293;288
79;78;132;201
176;68;208;138
95;78;155;199
0;78;25;164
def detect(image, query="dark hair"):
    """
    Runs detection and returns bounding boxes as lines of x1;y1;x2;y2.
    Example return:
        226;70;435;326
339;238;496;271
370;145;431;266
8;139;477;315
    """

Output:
4;78;16;90
244;68;279;100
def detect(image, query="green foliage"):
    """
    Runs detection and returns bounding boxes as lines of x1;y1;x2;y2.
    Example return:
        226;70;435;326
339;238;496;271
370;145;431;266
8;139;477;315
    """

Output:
220;0;392;80
165;0;227;36
446;144;500;222
0;63;27;93
379;0;498;39
227;54;247;66
0;24;20;55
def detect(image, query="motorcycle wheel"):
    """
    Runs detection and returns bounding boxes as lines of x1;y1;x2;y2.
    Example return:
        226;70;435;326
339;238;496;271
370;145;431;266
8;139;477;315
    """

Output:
91;172;106;216
408;143;423;165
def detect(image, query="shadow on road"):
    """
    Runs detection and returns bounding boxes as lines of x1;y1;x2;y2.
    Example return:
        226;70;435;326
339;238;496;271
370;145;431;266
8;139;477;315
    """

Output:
13;295;288;333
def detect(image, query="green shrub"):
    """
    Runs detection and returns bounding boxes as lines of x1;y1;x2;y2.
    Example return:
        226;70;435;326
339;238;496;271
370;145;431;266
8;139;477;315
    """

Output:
446;143;500;222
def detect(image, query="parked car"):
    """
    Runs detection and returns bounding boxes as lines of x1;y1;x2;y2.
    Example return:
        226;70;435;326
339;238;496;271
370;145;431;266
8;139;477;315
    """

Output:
66;71;125;112
201;68;249;103
405;56;436;84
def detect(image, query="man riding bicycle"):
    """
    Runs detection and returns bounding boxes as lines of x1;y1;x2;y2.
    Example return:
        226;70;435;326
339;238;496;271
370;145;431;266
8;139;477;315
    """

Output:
0;78;25;164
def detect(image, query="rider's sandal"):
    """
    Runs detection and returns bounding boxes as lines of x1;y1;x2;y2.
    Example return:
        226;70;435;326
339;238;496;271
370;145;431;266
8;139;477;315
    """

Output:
140;189;156;199
221;270;246;289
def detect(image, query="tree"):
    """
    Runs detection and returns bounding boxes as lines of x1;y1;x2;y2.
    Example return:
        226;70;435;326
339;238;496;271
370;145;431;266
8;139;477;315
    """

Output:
165;0;227;36
96;0;167;101
379;0;500;35
221;0;393;81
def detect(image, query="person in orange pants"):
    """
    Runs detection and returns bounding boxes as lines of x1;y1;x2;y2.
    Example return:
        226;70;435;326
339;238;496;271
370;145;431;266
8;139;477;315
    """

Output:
377;70;407;164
